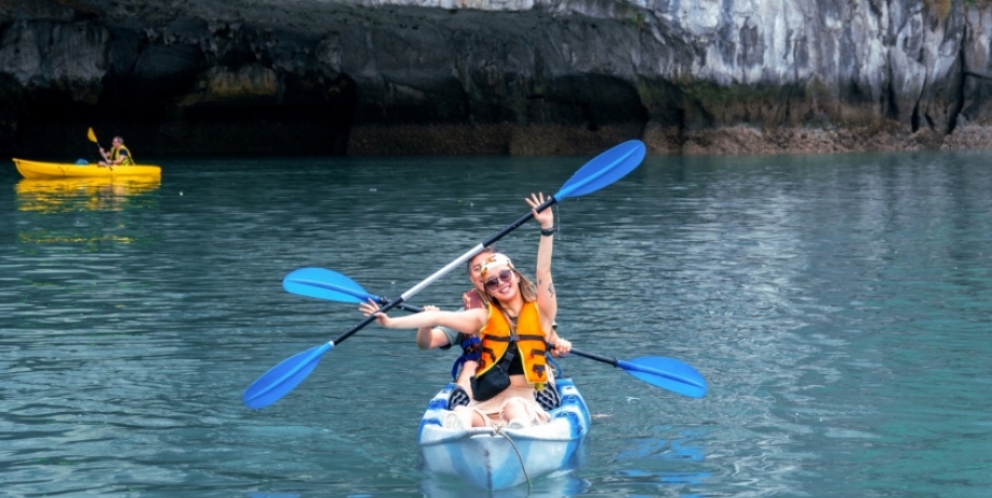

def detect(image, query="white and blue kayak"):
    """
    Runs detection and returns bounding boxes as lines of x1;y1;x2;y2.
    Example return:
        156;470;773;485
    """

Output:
416;379;591;490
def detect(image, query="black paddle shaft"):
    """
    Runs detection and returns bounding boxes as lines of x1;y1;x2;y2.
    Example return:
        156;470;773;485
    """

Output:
480;196;557;247
565;348;620;368
371;296;420;314
332;298;406;345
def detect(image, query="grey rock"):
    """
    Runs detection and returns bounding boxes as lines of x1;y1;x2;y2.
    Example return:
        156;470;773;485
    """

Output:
1;0;991;156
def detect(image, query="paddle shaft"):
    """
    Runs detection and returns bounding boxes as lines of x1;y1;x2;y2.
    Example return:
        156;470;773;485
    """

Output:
332;196;557;347
399;197;555;301
371;298;420;313
89;130;114;170
565;348;621;367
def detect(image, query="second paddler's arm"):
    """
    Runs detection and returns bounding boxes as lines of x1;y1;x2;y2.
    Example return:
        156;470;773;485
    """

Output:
415;305;451;349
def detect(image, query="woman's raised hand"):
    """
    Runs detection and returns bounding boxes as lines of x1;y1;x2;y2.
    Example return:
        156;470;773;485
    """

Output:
359;299;391;327
527;192;553;229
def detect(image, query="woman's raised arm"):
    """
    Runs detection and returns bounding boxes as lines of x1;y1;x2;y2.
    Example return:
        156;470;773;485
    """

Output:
526;192;558;330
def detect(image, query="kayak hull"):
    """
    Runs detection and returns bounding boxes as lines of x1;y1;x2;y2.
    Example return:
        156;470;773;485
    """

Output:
417;379;590;490
13;158;161;179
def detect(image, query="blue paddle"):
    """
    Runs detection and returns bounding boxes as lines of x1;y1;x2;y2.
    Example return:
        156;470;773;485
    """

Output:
283;267;422;313
243;140;647;409
284;267;708;398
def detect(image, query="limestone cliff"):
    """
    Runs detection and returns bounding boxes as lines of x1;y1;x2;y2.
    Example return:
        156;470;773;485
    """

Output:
2;0;992;157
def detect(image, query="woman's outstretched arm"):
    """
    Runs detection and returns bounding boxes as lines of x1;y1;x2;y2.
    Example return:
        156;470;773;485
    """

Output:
359;300;486;334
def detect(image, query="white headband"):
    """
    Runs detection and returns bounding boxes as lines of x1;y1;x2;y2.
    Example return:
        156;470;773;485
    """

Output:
480;253;514;278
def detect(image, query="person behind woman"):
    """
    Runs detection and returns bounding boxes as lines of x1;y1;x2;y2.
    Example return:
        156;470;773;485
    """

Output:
414;247;496;399
360;192;571;428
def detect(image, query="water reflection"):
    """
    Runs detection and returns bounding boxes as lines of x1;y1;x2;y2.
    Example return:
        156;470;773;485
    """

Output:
616;427;707;462
14;176;161;213
419;441;589;497
420;469;591;497
609;426;712;494
13;176;161;248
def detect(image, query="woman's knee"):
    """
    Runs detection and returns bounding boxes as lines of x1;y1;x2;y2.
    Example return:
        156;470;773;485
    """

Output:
452;406;487;427
501;398;529;420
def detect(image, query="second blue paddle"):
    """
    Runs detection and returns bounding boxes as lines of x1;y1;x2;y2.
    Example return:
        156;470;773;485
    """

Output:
284;267;708;398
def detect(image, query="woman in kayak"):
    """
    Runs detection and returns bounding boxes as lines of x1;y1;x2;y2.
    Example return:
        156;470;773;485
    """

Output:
360;192;571;429
416;245;561;411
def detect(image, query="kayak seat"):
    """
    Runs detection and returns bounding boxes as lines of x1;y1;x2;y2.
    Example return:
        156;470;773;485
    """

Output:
445;383;561;411
535;384;561;411
447;385;471;410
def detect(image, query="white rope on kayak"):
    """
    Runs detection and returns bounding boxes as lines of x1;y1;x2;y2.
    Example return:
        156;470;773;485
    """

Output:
492;426;532;493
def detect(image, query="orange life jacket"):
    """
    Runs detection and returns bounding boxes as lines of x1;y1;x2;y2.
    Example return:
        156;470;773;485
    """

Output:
476;302;549;390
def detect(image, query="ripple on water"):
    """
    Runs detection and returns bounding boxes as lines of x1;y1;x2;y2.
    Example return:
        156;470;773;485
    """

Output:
2;153;992;496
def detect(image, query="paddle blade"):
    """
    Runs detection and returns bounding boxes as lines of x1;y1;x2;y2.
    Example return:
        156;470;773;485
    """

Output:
617;356;708;398
283;267;372;304
243;343;332;409
554;140;646;201
87;127;97;143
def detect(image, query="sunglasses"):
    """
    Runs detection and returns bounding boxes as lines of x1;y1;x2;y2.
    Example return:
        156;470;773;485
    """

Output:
484;269;514;290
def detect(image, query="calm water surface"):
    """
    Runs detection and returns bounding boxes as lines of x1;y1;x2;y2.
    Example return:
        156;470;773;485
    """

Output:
2;151;991;497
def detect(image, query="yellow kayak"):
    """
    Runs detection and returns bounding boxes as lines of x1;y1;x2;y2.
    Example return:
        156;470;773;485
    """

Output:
13;158;161;179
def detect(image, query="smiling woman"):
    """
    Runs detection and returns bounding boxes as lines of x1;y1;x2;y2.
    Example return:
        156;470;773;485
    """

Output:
359;192;572;429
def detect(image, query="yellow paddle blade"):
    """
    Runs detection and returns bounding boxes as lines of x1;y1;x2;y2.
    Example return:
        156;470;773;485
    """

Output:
87;127;97;143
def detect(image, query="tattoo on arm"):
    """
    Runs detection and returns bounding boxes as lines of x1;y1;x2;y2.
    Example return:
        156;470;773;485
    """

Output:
548;282;555;297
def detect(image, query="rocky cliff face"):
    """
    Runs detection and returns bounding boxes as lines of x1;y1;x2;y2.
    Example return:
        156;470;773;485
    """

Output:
2;0;992;158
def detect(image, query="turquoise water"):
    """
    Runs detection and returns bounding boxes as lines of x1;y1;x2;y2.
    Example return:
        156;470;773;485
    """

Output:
2;151;991;497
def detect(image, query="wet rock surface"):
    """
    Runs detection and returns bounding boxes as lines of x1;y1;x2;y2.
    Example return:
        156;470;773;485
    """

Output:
2;0;992;158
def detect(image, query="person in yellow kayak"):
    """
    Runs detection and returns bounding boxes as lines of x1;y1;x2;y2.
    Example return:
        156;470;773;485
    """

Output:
99;136;135;167
415;248;496;398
